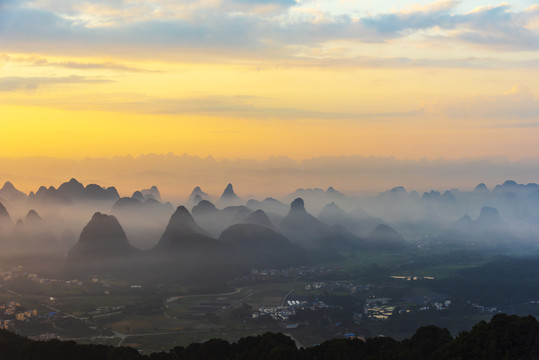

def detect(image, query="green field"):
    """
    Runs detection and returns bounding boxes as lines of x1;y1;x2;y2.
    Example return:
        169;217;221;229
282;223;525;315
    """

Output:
2;247;523;353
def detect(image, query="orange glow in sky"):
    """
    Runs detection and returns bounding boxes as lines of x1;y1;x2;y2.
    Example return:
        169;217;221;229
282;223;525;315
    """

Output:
1;1;538;161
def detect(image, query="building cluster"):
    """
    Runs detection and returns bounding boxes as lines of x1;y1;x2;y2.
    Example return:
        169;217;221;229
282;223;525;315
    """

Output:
245;266;334;281
253;299;333;322
1;269;83;287
418;300;452;312
390;275;435;281
304;282;325;290
88;305;125;317
304;281;371;295
364;298;396;320
0;302;38;329
471;303;497;313
365;295;454;320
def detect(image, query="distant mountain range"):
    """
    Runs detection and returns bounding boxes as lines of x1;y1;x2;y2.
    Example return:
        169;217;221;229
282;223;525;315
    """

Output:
0;177;538;281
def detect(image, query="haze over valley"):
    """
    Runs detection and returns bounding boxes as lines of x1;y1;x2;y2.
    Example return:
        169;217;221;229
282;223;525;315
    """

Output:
1;0;539;357
0;175;538;354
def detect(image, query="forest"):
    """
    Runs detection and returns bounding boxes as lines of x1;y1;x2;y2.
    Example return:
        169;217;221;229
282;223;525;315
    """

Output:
0;314;537;360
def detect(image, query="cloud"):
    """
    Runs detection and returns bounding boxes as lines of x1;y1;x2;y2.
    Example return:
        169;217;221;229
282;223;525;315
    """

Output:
450;4;539;51
284;2;539;50
0;1;537;61
0;75;112;92
432;84;539;122
284;55;539;70
358;0;458;37
1;54;159;73
115;96;422;120
0;91;422;120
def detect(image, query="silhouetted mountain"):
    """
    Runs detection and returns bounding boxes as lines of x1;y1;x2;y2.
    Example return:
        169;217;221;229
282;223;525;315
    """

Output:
0;201;12;239
114;197;142;209
141;185;161;201
144;198;173;210
286;187;346;214
442;190;457;203
28;186;71;205
193;194;203;205
87;183;118;201
474;183;489;192
318;201;347;219
132;191;144;200
112;196;173;214
106;187;120;199
247;197;289;216
475;206;508;234
494;180;520;192
319;202;380;237
57;178;85;199
153;206;216;253
191;200;238;237
57;178;119;202
68;213;138;258
188;186;209;204
422;190;442;201
242;209;273;229
191;200;220;232
221;205;252;225
11;210;58;253
146;207;227;285
0;201;11;223
192;199;218;215
25;209;41;224
281;198;328;247
377;186;410;203
13;219;23;233
365;224;410;250
447;206;512;247
455;214;474;231
261;198;288;213
389;186;407;195
280;198;359;251
222;183;236;197
326;186;344;199
219;223;304;269
0;182;26;202
476;206;503;226
66;213;140;276
111;196;174;250
218;183;241;206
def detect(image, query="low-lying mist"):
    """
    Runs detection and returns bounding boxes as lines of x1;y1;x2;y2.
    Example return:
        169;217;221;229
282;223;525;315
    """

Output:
0;177;538;283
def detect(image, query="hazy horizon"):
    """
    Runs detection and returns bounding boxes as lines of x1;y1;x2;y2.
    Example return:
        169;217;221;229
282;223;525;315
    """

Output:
1;153;539;201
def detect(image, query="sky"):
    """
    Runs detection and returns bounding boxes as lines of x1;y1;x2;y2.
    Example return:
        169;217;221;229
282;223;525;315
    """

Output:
1;0;539;161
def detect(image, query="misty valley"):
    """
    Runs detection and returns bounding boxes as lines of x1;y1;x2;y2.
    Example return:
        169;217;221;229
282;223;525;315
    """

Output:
0;178;538;355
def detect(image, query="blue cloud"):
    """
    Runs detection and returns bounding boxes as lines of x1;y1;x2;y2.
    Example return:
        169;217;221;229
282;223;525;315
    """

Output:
0;75;112;92
233;0;296;5
361;8;456;35
0;1;537;57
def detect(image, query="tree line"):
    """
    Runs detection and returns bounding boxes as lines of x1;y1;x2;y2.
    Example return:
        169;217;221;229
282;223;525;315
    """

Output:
0;314;537;360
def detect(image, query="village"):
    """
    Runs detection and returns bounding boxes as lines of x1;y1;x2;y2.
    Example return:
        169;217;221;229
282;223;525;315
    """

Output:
1;267;84;288
240;266;336;282
0;301;38;330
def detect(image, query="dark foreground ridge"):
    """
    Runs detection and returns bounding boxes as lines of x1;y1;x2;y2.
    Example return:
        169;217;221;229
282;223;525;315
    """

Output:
0;314;537;360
